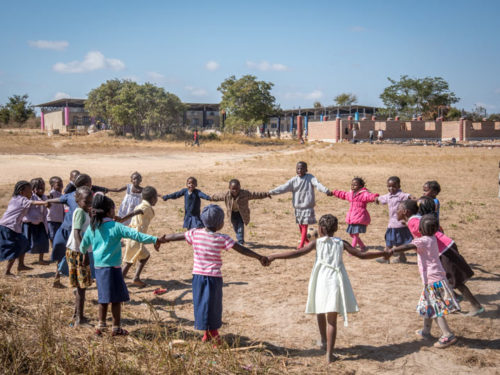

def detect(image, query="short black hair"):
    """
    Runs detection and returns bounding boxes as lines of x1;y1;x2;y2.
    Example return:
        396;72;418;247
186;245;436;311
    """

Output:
187;176;198;185
131;171;142;180
353;177;365;188
13;180;31;196
75;186;92;202
387;176;401;185
75;173;91;188
30;177;45;191
142;186;158;202
425;180;441;194
297;161;307;169
417;196;436;216
318;214;338;236
49;176;63;187
229;179;240;186
419;214;439;236
400;199;418;215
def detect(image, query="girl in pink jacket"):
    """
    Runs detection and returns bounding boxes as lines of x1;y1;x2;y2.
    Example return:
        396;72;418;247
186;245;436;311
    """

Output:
331;178;379;251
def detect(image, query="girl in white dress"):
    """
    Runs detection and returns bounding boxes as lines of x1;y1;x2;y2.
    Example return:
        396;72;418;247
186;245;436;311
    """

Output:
268;214;389;363
117;172;143;225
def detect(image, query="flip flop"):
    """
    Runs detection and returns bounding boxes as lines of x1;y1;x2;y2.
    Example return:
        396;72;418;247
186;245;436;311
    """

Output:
153;288;167;295
466;306;485;316
434;334;457;348
112;327;129;336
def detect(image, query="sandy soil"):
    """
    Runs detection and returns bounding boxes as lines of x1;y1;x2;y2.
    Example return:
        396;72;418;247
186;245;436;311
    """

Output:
0;132;499;374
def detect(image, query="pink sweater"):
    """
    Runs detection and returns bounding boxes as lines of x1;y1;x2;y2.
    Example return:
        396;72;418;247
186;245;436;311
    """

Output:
333;188;379;225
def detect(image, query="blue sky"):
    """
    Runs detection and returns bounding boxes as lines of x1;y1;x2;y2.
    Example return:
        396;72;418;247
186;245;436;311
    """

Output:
1;0;499;113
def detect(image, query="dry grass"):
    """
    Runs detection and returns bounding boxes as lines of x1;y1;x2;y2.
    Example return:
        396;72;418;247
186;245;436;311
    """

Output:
0;132;499;374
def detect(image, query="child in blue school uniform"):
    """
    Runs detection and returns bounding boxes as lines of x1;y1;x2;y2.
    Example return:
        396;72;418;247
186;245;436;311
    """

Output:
161;177;211;229
47;176;65;252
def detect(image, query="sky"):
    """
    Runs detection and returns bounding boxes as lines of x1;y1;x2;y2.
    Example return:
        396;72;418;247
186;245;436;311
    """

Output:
1;0;499;114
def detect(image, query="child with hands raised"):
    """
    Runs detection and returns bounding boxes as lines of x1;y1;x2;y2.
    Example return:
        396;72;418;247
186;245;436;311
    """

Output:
267;214;389;363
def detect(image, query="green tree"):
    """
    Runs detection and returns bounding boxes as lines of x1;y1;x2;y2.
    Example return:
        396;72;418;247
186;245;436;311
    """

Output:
313;101;323;108
334;93;357;106
218;75;275;133
445;107;462;120
86;79;126;134
5;94;35;123
380;75;459;119
0;105;10;124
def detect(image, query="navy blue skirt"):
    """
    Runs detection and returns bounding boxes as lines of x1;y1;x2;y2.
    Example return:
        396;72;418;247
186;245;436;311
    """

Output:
192;274;223;330
184;215;204;229
346;224;367;234
51;225;70;262
47;221;62;242
0;225;30;261
22;222;49;254
95;267;130;304
385;227;413;247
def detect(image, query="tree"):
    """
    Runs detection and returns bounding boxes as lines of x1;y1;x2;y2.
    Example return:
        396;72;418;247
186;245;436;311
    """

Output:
380;75;459;119
0;106;10;124
86;79;126;134
5;94;35;123
313;101;323;108
334;93;357;106
218;75;276;133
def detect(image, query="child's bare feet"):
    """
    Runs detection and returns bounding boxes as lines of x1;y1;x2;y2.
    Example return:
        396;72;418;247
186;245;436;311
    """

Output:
326;353;338;363
53;279;65;288
37;260;50;266
132;279;147;288
4;271;17;278
17;265;33;272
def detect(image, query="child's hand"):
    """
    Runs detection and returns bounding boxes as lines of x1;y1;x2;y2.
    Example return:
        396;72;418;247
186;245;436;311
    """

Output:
135;209;144;216
83;253;90;267
267;193;272;199
326;190;333;197
114;215;123;222
260;256;270;267
384;248;393;259
154;235;168;251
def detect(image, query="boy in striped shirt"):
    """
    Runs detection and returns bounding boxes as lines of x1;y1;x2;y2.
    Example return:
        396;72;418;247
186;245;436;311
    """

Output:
164;204;269;343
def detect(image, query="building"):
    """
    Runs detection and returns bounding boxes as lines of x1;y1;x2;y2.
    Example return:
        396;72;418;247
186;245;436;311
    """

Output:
36;99;221;133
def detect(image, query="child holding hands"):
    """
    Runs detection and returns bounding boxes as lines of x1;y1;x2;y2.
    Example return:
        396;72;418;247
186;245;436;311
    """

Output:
267;214;389;363
269;161;331;248
163;204;269;343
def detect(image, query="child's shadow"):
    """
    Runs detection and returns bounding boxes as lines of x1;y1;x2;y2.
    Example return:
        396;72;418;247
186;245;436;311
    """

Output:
26;271;56;279
468;264;500;282
246;242;296;250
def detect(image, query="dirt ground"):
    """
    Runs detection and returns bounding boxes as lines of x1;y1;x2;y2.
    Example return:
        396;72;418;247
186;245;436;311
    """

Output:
1;130;499;374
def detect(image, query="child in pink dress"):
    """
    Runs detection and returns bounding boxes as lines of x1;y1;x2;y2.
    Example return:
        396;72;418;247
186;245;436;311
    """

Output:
388;214;460;348
331;177;378;251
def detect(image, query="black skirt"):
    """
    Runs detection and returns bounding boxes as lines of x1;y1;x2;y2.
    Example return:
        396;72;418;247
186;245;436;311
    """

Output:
439;244;474;288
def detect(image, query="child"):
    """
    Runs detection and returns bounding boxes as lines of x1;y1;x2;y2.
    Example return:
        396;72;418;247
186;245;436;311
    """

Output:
422;180;441;219
376;176;413;263
0;181;48;275
64;170;80;194
163;204;268;343
407;197;483;316
269;161;331;248
267;214;389;363
212;179;270;244
162;177;211;230
331;177;379;252
47;176;64;254
65;186;93;327
122;186;159;287
117;172;144;226
80;194;166;336
388;214;460;348
22;178;50;265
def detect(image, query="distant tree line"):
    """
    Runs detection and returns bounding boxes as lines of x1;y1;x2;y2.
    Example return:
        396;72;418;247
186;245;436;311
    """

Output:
0;94;36;126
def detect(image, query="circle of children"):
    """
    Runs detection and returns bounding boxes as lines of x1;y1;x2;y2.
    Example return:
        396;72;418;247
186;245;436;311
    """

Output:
0;162;484;363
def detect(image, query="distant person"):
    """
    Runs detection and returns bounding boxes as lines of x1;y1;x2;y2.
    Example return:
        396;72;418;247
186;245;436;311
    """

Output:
267;129;271;138
277;126;281;139
117;172;144;226
352;128;357;143
377;129;384;141
369;129;374;143
64;170;80;194
193;129;200;147
266;214;389;363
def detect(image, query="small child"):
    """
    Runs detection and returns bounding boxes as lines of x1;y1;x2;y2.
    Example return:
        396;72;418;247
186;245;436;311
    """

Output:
80;194;166;336
212;179;270;244
47;176;64;253
22;178;50;265
406;197;483;316
269;161;331;248
162;177;211;229
388;214;460;348
64;170;80;194
117;172;144;226
267;214;389;363
122;186;159;287
422;180;441;219
376;176;413;263
163;204;268;343
65;186;93;327
0;181;48;275
331;177;379;252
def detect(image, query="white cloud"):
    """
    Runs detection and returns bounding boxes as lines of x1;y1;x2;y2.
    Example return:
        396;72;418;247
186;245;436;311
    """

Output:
53;51;125;73
246;61;288;71
54;92;70;100
122;75;139;82
29;40;69;51
185;86;208;97
205;61;219;71
147;71;165;81
283;90;323;100
350;26;366;32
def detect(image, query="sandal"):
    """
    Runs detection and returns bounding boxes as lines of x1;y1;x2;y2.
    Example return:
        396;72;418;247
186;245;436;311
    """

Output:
415;329;433;340
466;306;485;316
112;327;129;336
434;334;457;348
153;288;167;295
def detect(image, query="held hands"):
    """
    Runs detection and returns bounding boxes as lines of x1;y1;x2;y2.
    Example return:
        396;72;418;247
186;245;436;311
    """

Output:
326;190;333;197
259;256;271;267
383;247;394;260
154;235;168;251
83;253;90;267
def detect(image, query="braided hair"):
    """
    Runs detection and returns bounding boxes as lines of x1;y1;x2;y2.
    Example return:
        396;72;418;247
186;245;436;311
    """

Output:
419;214;439;236
417;196;436;216
13;180;31;196
318;214;338;236
90;194;115;231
